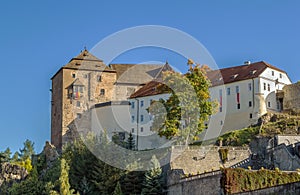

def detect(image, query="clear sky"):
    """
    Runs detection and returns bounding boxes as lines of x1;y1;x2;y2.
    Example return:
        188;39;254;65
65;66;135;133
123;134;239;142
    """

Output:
0;0;299;153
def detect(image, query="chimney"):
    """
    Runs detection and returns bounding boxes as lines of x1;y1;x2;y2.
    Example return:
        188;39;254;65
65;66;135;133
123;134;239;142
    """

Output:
244;61;251;65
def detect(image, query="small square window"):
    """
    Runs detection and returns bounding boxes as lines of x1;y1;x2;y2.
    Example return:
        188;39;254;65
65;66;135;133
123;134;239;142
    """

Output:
249;101;252;107
77;113;82;119
236;86;239;93
72;73;76;78
100;89;105;96
237;103;241;109
97;75;102;82
227;88;230;95
248;83;252;91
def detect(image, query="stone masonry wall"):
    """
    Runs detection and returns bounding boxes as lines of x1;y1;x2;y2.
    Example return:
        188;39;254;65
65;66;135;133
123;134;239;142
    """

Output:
283;82;300;114
170;146;251;174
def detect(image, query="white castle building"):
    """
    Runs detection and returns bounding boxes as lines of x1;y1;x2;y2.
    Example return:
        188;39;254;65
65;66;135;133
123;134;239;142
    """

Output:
91;61;292;150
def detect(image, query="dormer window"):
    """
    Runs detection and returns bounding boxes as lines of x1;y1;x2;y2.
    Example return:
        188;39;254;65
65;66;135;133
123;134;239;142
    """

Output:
231;74;238;79
250;70;257;75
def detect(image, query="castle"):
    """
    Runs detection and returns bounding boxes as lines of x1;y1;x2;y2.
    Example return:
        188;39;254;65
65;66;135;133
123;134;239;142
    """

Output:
51;49;292;150
50;49;167;149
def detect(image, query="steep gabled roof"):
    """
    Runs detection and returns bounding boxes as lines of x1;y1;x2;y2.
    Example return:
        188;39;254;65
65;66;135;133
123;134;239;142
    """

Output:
206;61;287;87
51;49;114;80
129;62;174;98
110;64;164;85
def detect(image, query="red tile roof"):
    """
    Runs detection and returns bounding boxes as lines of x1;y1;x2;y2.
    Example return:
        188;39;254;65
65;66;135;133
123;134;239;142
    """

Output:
207;61;286;87
130;61;287;98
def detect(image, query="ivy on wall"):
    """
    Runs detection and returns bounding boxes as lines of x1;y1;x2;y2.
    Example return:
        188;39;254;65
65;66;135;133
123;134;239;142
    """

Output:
222;168;300;194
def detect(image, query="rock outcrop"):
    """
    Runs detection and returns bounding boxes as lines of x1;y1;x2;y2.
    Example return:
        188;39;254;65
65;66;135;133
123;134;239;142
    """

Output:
0;163;28;187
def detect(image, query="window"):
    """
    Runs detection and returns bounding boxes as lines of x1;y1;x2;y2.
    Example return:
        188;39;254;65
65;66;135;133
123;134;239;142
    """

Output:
97;75;102;82
72;73;76;78
263;83;266;90
140;100;144;107
237;103;241;109
140;127;144;132
131;128;134;133
268;102;271;107
205;124;208;129
150;99;153;104
76;101;81;107
131;116;135;123
236;86;239;93
77;113;82;119
219;107;222;112
248;83;252;91
150;126;153;131
140;115;144;122
227;87;230;95
267;84;270;91
131;102;135;109
272;71;274;76
250;113;253;119
100;89;105;96
249;101;252;107
280;73;282;78
220;120;223;125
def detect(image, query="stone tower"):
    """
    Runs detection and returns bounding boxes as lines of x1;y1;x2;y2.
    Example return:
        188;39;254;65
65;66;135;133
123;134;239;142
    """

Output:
51;49;117;149
51;49;165;150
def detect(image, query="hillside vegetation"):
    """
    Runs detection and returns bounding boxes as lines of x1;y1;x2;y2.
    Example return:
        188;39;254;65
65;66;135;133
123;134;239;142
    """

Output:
217;113;300;146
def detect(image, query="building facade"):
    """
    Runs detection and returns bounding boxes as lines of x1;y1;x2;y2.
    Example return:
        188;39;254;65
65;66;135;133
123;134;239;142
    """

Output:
51;49;165;149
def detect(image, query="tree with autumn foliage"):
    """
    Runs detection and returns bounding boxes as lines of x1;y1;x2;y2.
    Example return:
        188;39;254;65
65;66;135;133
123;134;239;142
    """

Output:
151;60;214;144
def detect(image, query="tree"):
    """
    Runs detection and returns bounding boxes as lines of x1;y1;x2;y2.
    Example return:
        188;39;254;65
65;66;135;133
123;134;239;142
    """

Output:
0;147;11;163
126;132;135;150
59;158;77;195
122;162;144;195
113;181;123;195
19;139;35;161
141;155;163;195
151;61;214;144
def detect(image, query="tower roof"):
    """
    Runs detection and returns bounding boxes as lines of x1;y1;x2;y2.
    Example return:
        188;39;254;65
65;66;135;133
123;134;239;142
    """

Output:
51;49;114;80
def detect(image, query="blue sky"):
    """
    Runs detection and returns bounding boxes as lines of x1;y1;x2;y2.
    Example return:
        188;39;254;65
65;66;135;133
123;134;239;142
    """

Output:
0;1;299;153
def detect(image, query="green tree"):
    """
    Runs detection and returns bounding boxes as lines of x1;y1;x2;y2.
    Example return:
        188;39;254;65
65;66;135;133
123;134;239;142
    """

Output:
113;181;123;195
19;139;35;161
122;162;144;195
141;155;163;195
126;132;135;150
152;61;214;143
59;158;77;195
0;147;11;163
